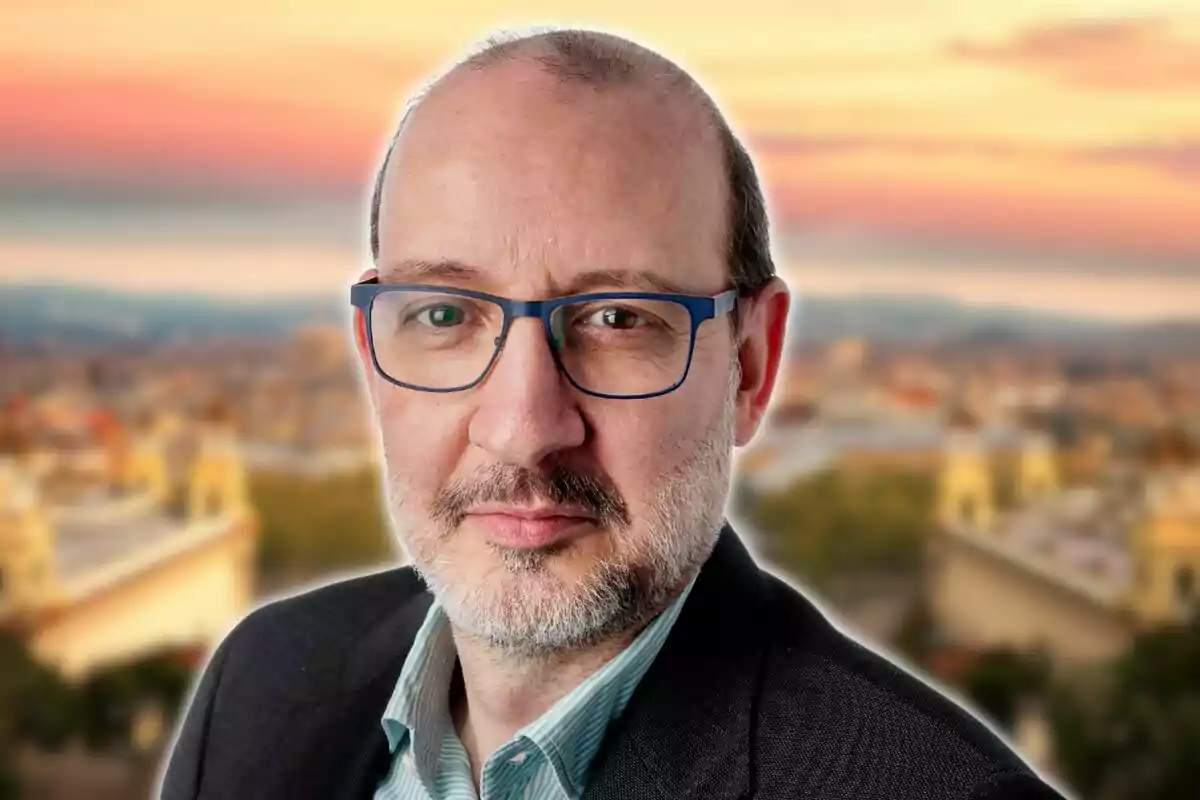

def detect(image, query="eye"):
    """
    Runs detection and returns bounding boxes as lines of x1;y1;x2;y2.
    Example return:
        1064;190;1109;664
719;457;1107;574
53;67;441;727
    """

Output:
583;306;647;330
410;303;468;328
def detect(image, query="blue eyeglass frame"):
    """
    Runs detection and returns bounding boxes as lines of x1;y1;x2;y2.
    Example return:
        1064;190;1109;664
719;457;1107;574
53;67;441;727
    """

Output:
350;276;739;400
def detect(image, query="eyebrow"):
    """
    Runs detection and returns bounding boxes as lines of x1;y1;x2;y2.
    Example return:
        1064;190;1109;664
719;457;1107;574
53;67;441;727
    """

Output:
378;259;700;297
379;259;479;284
563;269;693;296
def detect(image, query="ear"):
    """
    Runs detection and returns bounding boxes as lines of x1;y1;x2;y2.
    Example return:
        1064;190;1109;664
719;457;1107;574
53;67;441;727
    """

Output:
733;277;790;447
353;267;379;384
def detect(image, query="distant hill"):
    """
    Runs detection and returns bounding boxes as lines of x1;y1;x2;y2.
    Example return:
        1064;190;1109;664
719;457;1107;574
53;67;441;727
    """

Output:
793;293;1200;355
0;283;342;346
0;282;1196;351
791;293;1118;345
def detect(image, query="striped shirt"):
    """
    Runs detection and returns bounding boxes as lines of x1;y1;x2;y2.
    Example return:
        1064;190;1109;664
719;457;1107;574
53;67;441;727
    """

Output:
373;576;697;800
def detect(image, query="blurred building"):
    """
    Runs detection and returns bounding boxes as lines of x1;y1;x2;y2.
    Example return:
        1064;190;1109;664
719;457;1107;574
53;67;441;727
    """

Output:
930;425;1200;666
0;402;258;679
742;404;1027;493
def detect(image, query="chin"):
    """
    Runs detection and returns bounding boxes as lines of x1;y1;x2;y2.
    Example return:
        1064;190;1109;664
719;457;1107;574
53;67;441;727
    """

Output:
435;567;600;642
430;549;566;598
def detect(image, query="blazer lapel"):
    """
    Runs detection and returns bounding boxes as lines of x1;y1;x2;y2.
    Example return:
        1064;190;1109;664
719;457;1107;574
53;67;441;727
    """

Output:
274;586;435;800
584;523;769;800
278;668;407;799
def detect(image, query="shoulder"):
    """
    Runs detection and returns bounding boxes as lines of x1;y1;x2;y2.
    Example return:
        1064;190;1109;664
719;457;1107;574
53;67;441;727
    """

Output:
750;571;1061;799
236;565;428;641
211;565;430;696
232;564;427;648
161;565;431;797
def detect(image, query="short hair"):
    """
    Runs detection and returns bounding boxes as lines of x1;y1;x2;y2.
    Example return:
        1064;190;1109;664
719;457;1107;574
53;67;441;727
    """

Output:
367;29;775;298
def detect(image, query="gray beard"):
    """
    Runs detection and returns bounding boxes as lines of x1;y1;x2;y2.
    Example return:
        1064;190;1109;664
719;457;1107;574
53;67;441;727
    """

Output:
386;368;739;660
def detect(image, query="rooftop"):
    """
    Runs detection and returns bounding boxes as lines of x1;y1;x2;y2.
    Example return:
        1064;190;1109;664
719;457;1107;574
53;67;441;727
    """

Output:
44;488;244;602
51;494;190;582
945;484;1144;607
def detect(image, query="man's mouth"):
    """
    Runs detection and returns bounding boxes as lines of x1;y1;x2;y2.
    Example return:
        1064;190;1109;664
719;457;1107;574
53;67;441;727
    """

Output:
463;504;597;549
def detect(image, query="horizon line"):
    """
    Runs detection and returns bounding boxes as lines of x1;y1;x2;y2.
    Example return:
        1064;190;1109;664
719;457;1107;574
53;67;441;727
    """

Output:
3;276;1197;327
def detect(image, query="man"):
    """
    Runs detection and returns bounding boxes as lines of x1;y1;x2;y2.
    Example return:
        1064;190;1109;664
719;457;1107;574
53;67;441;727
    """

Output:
161;28;1067;800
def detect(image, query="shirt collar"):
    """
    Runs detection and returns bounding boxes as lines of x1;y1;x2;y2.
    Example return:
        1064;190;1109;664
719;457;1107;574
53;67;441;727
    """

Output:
380;573;698;797
522;574;698;796
379;601;456;785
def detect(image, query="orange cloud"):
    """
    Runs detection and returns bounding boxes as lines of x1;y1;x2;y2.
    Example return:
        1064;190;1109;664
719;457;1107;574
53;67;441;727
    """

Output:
752;135;1200;184
1084;141;1200;180
0;71;366;195
950;18;1200;91
0;50;430;197
761;145;1200;262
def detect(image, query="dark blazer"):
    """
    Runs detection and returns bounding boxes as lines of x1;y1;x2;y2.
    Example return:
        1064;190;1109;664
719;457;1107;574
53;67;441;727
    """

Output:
160;523;1068;799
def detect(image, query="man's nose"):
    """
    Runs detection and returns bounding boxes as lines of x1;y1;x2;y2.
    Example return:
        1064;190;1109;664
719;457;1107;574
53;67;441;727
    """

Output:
467;318;587;468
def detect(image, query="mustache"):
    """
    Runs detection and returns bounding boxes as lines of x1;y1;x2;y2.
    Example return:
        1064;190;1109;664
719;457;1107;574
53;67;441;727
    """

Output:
429;463;630;532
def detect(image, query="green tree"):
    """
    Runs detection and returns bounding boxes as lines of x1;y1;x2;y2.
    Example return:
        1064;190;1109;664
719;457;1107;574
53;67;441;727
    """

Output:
2;629;199;761
893;597;936;663
1;631;78;745
78;650;194;750
1048;619;1200;799
957;647;1050;732
737;468;933;589
0;633;22;800
0;629;78;797
0;770;16;800
251;468;394;587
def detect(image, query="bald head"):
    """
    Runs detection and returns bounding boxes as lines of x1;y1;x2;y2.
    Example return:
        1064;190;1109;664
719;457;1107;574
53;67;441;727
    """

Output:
368;29;775;297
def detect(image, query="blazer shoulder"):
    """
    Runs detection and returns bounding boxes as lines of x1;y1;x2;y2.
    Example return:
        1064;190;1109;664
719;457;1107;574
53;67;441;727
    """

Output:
212;565;429;688
161;567;429;796
752;572;1055;799
240;564;427;635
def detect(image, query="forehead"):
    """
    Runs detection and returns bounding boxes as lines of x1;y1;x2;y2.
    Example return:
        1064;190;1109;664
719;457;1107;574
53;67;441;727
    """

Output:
375;59;728;295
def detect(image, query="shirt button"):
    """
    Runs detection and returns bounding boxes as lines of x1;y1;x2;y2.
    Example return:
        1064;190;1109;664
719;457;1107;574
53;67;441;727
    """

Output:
508;751;527;764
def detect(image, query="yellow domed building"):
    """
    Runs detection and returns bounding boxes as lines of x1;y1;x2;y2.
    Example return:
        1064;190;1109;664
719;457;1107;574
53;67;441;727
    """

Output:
0;402;257;680
929;424;1200;666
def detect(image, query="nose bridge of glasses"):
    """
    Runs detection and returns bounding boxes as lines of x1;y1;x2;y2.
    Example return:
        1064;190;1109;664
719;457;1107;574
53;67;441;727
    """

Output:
482;314;571;400
495;298;562;350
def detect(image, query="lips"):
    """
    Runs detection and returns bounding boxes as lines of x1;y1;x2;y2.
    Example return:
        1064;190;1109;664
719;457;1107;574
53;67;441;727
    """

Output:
467;503;594;520
465;505;595;549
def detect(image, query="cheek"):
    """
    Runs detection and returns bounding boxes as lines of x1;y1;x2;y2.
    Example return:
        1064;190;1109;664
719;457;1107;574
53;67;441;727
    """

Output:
587;395;711;504
375;389;467;500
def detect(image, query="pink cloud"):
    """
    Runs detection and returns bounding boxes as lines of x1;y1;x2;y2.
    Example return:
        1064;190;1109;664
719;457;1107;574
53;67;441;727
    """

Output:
1083;142;1200;180
768;169;1200;264
950;18;1200;91
751;135;1200;184
0;60;397;198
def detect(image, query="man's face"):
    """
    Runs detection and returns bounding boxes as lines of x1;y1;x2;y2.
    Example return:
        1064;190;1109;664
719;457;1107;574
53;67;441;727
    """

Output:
358;61;766;656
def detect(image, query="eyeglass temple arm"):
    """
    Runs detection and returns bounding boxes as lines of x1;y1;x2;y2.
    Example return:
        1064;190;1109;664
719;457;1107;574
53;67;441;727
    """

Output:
715;290;738;317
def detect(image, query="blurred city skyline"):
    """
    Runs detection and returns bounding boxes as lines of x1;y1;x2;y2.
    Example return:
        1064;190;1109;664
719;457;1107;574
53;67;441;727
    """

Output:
2;0;1198;320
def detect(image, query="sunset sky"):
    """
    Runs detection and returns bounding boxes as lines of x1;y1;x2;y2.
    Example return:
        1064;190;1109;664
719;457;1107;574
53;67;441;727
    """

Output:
2;0;1198;320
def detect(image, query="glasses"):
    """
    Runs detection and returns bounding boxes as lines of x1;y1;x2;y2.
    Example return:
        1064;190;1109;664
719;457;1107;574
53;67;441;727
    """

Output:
350;277;738;399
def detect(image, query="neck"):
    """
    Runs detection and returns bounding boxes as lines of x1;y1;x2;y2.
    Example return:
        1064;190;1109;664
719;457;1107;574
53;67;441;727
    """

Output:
449;625;641;784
